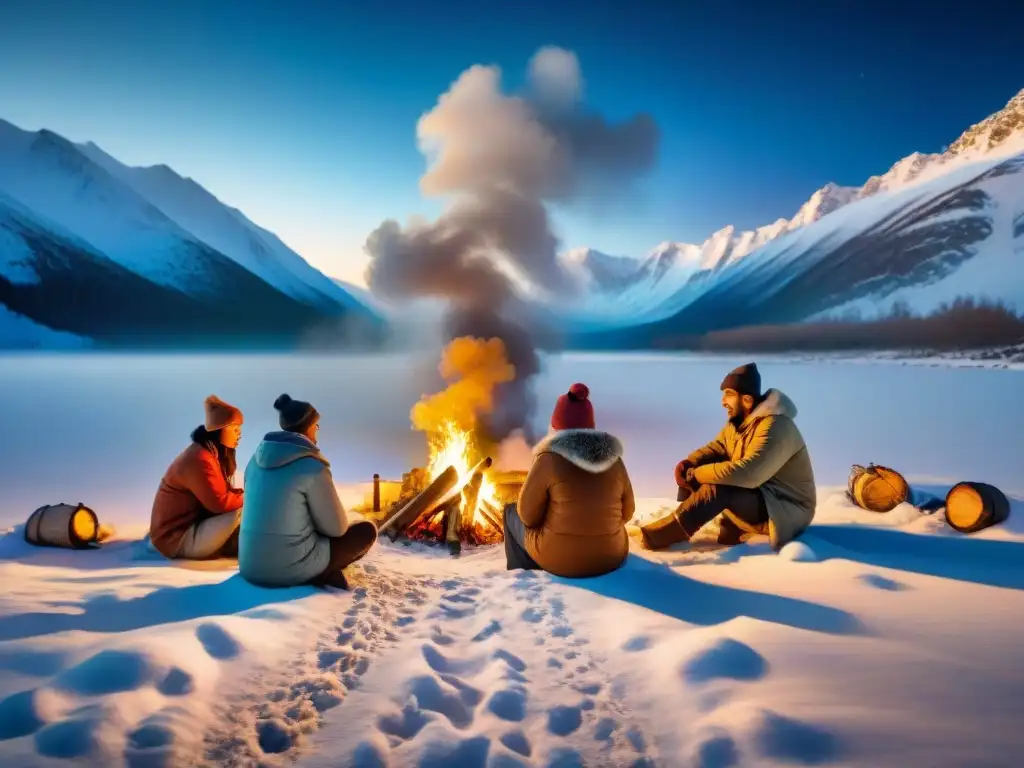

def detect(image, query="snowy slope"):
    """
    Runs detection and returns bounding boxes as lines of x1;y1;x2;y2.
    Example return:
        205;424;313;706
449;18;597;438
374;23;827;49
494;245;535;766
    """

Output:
0;120;241;299
76;142;368;314
0;185;353;346
561;88;1024;333
0;118;382;348
563;183;862;325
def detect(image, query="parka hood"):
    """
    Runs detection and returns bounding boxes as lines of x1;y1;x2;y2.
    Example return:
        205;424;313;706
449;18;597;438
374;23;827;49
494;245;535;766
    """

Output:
533;429;624;474
253;431;328;470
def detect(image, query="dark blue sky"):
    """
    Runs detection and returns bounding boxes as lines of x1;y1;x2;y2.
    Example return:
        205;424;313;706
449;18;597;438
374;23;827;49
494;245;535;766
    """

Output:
1;0;1021;282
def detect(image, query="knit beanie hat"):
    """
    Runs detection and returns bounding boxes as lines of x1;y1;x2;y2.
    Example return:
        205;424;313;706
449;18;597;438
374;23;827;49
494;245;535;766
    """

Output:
274;393;319;433
550;383;596;431
204;395;243;431
720;363;761;397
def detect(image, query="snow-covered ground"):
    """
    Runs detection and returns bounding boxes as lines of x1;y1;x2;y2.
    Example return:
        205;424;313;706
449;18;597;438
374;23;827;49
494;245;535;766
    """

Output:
1;352;1022;767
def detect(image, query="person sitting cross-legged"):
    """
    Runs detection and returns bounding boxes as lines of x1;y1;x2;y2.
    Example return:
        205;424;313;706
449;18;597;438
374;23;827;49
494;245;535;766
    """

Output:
149;395;245;561
504;383;635;578
632;363;816;551
239;394;377;589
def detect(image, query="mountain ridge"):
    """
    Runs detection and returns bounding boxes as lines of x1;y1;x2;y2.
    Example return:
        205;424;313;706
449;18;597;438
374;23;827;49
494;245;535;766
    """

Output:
0;118;382;348
562;86;1024;334
567;87;1024;292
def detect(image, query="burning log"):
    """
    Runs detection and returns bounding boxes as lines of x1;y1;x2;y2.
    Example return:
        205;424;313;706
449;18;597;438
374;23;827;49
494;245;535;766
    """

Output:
461;461;489;521
380;465;459;541
406;494;458;540
477;501;502;533
466;455;494;478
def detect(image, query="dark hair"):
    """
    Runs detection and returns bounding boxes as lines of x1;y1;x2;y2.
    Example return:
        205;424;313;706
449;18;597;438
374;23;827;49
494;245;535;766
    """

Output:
191;425;238;487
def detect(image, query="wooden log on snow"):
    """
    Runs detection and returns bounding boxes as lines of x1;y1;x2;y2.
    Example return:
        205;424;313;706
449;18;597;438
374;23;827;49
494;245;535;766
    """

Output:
446;498;463;555
846;464;909;513
944;481;1011;534
380;465;459;541
24;503;100;549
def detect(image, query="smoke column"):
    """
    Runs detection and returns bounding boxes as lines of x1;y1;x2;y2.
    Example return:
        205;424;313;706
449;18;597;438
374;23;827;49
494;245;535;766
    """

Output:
365;46;658;442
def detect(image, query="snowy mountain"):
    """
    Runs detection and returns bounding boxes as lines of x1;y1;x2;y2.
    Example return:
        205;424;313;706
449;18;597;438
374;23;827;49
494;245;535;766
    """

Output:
75;142;369;314
0;119;381;348
562;88;1024;341
562;247;650;293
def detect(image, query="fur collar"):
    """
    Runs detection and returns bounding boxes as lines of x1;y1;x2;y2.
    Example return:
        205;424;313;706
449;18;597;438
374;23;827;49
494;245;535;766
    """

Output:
533;429;624;474
744;388;798;425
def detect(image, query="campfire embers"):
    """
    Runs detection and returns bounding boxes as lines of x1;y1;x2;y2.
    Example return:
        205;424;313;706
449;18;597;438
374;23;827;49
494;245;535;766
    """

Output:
375;452;521;554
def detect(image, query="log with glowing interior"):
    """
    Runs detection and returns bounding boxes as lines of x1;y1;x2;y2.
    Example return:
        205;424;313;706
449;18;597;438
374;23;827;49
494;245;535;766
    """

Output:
403;492;463;543
426;455;493;519
461;465;487;525
380;464;459;541
446;459;490;554
477;502;502;534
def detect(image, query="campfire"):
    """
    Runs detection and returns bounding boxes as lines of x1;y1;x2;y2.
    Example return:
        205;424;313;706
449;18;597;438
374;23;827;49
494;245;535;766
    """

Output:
362;337;528;554
370;422;526;553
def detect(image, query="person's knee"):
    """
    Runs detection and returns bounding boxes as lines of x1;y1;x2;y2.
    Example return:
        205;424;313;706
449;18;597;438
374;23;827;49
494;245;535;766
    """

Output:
503;503;517;525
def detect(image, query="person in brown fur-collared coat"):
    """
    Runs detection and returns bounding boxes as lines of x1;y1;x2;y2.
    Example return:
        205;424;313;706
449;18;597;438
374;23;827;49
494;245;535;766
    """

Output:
149;395;245;560
632;363;816;552
504;383;635;578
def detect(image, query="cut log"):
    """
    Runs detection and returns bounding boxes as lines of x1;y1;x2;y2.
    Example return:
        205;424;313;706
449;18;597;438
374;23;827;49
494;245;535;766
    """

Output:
446;498;463;555
480;499;503;522
467;455;493;478
945;481;1011;534
460;465;488;523
478;502;502;534
380;465;459;541
425;494;460;527
25;503;100;549
847;464;909;513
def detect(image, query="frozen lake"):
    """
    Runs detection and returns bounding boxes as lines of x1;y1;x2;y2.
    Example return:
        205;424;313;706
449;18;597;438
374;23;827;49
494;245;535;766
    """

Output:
0;351;1021;528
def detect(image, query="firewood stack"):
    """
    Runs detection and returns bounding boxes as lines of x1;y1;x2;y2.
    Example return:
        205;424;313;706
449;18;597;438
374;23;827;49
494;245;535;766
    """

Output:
375;457;520;553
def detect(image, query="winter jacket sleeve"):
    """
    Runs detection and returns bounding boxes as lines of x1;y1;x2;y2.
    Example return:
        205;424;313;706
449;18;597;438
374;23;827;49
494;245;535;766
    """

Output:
692;416;800;489
517;454;552;528
306;465;350;538
620;463;636;523
687;428;729;466
187;449;244;515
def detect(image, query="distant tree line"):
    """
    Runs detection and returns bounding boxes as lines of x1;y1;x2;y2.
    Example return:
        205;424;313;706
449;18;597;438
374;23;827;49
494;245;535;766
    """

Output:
653;296;1024;353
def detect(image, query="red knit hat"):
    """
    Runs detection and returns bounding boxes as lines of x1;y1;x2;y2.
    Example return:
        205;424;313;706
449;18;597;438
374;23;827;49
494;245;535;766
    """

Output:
551;383;595;431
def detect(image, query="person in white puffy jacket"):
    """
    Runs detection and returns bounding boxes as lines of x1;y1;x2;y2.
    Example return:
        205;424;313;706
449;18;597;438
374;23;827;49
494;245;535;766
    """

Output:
239;394;376;589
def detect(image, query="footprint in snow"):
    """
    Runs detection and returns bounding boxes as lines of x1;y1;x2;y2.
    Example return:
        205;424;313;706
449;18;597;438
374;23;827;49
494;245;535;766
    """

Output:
201;565;431;765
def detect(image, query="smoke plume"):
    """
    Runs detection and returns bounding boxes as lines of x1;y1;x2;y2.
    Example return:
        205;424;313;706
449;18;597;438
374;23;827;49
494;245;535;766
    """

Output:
410;336;515;435
365;46;658;442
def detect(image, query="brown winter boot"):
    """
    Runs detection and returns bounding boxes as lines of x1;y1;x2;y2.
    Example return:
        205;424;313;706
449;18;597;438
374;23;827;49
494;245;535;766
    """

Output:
638;506;691;549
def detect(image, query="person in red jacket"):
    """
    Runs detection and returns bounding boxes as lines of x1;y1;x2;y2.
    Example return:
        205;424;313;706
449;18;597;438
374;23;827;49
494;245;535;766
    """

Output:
149;395;245;559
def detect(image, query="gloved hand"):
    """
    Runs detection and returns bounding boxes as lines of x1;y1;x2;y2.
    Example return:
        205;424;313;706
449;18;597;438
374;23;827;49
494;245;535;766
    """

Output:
674;459;694;486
